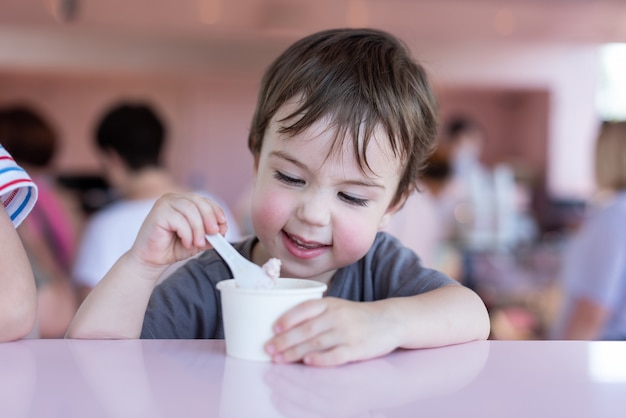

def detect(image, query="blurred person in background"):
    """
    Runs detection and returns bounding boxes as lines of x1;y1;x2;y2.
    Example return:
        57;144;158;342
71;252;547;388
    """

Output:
441;115;497;251
384;145;463;280
72;101;241;302
385;115;495;281
0;105;81;338
552;121;626;340
444;115;486;178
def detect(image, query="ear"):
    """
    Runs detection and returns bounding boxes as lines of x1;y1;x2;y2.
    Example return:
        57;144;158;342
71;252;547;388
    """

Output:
377;194;408;230
252;153;260;174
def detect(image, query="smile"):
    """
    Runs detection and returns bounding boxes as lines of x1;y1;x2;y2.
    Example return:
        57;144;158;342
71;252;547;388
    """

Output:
284;232;329;250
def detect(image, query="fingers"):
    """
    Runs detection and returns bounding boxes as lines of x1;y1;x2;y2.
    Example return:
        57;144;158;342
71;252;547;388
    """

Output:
266;299;356;366
272;299;327;334
265;298;396;367
268;330;353;367
155;193;228;248
265;300;327;362
132;192;232;267
300;345;353;367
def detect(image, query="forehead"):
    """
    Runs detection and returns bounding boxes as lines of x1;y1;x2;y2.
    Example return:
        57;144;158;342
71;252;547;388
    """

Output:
267;101;402;177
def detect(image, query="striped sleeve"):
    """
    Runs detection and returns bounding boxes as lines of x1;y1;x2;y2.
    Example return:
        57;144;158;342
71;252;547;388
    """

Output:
0;145;38;227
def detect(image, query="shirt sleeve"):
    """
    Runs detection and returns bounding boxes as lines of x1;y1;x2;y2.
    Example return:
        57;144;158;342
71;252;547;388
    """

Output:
141;253;228;339
372;233;459;298
0;145;38;227
329;232;458;301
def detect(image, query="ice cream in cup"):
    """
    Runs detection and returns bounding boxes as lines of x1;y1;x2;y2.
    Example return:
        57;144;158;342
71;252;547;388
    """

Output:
217;274;327;362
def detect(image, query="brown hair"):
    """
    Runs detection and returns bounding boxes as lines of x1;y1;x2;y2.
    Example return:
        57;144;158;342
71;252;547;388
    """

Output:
595;120;626;191
0;105;58;167
95;102;166;171
248;28;439;207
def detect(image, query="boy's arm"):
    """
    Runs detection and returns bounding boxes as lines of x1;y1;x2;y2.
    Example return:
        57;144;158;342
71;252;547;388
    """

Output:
379;284;490;349
66;192;228;339
66;251;166;339
267;283;490;366
0;207;37;341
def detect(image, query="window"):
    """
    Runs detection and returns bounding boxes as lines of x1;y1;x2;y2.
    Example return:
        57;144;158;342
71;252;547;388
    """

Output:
597;43;626;120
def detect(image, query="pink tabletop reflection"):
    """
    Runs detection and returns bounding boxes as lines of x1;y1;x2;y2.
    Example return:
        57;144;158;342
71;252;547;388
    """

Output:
0;339;624;417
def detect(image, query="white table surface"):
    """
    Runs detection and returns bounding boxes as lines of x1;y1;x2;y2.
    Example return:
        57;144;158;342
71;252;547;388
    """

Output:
1;339;624;417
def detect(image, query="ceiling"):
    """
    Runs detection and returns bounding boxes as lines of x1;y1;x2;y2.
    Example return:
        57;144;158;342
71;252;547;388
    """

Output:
3;0;625;43
1;0;626;76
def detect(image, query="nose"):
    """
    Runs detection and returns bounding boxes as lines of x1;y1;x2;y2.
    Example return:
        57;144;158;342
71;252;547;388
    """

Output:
295;189;331;227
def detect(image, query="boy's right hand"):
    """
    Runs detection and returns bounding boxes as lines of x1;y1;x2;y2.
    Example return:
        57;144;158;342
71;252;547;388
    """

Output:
129;193;229;269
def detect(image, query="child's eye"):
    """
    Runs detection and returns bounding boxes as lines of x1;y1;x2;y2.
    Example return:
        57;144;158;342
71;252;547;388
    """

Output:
338;192;369;207
274;171;305;186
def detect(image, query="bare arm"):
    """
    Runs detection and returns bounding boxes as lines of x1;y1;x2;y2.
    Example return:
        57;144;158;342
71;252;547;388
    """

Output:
560;297;609;340
0;207;37;341
66;251;166;339
383;284;491;349
66;193;227;339
267;283;490;366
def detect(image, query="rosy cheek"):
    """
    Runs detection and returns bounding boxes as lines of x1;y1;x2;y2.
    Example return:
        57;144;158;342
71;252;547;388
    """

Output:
332;220;375;264
251;191;288;235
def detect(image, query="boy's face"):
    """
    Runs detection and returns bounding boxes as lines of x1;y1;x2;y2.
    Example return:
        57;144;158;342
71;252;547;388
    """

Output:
250;102;403;282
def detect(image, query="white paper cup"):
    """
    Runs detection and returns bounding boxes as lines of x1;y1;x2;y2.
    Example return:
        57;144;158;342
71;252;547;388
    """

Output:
217;278;327;362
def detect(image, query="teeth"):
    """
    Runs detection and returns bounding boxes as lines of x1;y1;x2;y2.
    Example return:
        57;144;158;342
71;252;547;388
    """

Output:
291;235;323;249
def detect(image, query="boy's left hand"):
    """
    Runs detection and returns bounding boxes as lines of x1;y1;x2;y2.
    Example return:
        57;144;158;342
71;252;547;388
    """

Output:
264;297;400;366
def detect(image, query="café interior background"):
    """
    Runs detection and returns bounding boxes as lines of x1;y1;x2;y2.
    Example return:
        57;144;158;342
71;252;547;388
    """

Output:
2;0;626;338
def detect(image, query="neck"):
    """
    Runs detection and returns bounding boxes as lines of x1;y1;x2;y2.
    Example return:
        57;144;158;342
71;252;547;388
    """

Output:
121;168;187;200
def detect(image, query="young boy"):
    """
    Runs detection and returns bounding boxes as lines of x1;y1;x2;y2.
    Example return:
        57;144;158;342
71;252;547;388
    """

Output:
0;144;38;341
67;28;490;366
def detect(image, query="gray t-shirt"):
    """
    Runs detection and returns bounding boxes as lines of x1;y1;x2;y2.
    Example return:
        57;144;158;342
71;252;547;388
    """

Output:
141;232;458;339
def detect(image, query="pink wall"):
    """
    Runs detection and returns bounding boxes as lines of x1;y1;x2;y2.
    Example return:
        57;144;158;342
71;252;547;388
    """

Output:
0;71;260;209
437;87;549;180
426;43;601;199
0;43;601;211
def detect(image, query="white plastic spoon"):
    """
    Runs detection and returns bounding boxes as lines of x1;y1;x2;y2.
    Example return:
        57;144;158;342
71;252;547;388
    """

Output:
205;233;273;288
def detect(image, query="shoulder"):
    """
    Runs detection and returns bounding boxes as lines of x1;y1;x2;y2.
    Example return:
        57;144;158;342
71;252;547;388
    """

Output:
562;194;626;291
98;199;156;217
367;231;421;261
579;194;626;239
85;199;155;228
336;232;456;298
597;193;626;220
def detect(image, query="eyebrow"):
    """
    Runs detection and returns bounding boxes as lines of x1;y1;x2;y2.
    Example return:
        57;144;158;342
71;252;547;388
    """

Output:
269;150;387;190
